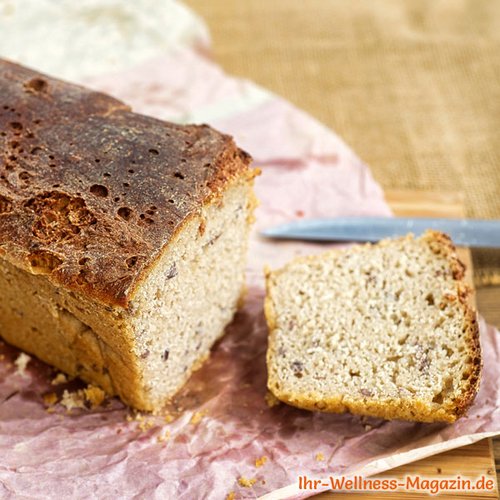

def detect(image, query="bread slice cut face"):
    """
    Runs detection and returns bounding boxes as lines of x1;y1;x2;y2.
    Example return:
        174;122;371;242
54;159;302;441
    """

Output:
265;231;481;423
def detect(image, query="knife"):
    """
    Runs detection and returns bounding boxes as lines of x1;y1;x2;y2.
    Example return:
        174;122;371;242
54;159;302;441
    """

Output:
260;217;500;248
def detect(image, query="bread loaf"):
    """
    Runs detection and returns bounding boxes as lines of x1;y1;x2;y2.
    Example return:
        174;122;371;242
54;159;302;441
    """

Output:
265;231;481;422
0;59;258;411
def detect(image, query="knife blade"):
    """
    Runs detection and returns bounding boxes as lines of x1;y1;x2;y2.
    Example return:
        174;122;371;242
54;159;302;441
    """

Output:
260;217;500;248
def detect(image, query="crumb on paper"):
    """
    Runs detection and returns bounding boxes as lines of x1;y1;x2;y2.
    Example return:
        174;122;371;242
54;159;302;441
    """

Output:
126;411;144;422
226;492;235;500
43;392;58;406
190;411;206;425
60;384;106;411
265;391;280;408
125;411;156;432
315;452;324;462
51;373;68;385
238;477;256;488
364;424;373;432
83;385;106;408
138;419;155;432
61;389;86;411
164;414;174;423
255;456;268;468
157;430;170;443
14;353;31;376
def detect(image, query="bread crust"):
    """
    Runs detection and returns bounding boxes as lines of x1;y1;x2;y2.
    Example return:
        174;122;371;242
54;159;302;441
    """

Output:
265;231;482;423
0;58;255;308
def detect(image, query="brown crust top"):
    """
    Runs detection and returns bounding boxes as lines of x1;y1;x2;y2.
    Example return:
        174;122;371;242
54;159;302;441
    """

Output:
0;59;253;307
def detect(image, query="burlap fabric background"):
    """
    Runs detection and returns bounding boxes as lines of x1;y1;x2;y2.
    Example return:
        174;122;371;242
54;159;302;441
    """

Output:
185;0;500;287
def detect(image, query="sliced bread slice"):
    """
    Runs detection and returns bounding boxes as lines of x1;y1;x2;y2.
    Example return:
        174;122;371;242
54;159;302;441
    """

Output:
265;231;481;423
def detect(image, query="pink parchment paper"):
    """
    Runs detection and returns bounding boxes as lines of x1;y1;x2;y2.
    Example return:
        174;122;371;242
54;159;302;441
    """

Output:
0;48;499;500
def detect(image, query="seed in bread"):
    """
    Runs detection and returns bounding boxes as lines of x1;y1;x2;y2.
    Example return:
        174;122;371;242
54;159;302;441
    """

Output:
265;231;481;423
0;58;258;412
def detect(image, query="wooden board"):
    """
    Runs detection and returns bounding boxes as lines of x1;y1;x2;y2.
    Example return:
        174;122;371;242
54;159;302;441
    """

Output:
316;190;498;499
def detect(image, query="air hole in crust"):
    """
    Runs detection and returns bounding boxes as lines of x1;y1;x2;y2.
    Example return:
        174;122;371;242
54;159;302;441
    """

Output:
24;78;48;93
10;122;22;130
118;207;132;220
90;184;108;197
28;250;63;274
174;172;185;180
148;148;159;155
139;214;154;224
126;256;138;268
0;194;13;214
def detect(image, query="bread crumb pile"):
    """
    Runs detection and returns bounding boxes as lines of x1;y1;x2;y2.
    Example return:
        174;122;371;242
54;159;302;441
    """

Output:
238;477;257;488
51;373;68;385
14;353;31;376
190;410;206;425
42;384;106;411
